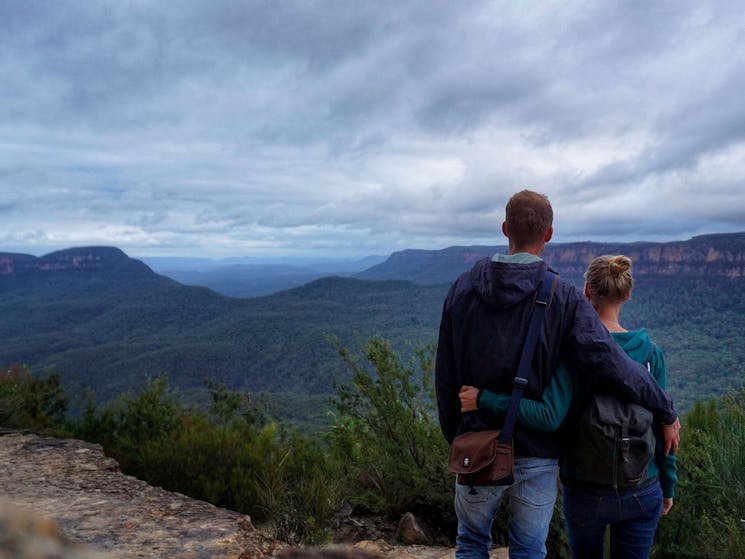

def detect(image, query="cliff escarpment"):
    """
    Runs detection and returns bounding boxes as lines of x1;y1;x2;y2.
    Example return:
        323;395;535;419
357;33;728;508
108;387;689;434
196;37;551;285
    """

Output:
543;233;745;279
358;232;745;283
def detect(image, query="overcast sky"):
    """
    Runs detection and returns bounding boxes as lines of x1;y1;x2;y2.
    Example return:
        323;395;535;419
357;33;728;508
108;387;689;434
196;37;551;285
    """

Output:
2;1;744;259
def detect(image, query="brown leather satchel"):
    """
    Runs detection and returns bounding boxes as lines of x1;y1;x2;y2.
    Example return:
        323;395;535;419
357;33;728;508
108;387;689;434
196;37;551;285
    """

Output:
448;429;514;486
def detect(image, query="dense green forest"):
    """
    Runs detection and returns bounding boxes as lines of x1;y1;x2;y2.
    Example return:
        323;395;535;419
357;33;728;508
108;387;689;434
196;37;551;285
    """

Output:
0;264;443;403
2;342;744;558
609;276;745;410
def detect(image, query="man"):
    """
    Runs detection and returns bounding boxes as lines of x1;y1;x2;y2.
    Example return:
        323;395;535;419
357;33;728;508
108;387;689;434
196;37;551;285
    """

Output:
435;190;680;559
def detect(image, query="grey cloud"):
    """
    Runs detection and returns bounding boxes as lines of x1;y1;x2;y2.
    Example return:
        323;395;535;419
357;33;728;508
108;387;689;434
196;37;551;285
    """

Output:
1;1;744;257
580;75;745;191
190;1;379;70
0;201;19;216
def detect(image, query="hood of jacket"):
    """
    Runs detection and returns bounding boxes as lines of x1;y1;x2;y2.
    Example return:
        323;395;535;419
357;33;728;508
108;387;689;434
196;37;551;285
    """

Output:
611;329;654;364
469;257;547;311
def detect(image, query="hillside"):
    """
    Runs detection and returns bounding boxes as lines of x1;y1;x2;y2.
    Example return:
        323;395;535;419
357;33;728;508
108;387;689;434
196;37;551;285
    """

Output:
0;247;444;406
154;265;336;298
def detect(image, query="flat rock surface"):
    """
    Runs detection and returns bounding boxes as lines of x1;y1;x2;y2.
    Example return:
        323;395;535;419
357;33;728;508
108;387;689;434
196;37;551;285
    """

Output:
0;432;284;558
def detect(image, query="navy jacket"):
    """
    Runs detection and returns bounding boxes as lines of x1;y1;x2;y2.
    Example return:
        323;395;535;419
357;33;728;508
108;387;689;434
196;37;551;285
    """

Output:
435;257;676;458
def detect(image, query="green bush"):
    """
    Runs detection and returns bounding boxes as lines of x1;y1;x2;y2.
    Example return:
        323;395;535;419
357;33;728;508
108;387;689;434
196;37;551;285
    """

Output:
74;375;338;545
0;365;68;433
253;426;341;544
330;337;453;524
654;391;745;558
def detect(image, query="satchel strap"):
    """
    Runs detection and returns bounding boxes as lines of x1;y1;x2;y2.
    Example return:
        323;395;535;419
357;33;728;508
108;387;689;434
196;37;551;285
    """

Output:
498;269;558;444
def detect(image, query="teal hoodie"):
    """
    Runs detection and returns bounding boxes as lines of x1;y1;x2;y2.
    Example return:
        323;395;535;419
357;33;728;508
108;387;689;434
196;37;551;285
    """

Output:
477;328;677;497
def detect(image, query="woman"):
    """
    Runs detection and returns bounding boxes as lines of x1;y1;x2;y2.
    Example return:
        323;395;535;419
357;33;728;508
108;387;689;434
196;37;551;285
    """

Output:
459;255;677;559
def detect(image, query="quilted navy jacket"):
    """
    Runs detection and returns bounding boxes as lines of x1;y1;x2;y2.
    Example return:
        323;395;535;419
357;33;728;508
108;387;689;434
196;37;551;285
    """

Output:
435;257;676;459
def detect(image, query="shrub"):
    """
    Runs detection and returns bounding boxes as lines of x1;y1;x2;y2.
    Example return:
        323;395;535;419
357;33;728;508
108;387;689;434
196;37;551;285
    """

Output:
654;391;745;558
0;365;68;433
75;375;339;545
330;337;453;524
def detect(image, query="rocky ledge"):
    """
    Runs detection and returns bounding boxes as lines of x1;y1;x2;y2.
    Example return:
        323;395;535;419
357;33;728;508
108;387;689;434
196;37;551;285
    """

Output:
0;432;283;558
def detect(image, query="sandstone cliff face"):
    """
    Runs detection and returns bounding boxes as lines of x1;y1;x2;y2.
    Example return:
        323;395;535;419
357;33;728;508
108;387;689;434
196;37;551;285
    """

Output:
359;232;745;283
542;235;745;279
4;234;745;283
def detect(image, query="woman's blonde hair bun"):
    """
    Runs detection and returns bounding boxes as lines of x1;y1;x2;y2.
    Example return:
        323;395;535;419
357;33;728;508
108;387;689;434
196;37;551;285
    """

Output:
584;254;634;302
608;255;632;276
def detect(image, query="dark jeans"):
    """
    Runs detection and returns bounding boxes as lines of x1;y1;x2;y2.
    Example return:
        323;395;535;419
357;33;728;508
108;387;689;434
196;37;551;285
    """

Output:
562;479;662;559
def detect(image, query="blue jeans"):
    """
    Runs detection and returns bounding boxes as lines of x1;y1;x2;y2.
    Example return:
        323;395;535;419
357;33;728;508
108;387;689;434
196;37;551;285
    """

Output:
455;457;558;559
562;479;663;559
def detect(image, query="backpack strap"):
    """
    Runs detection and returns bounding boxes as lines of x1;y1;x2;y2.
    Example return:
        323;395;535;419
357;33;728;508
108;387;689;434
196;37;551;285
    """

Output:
498;269;559;444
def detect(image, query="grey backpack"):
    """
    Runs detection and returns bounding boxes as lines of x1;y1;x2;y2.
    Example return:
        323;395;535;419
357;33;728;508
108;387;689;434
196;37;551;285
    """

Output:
573;346;657;489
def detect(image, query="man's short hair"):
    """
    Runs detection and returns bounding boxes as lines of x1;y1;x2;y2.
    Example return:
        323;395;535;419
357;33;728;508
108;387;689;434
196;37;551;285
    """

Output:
505;190;553;247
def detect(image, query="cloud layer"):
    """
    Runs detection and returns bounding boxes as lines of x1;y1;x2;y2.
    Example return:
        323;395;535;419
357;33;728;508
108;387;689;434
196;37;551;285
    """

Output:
2;1;744;257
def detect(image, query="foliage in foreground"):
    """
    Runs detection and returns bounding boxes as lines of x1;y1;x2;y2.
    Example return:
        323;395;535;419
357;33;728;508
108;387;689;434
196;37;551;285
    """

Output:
654;392;745;558
331;338;451;519
0;365;67;434
327;337;569;553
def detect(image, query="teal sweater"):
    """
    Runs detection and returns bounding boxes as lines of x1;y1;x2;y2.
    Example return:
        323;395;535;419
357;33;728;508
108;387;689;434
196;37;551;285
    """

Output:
478;328;677;498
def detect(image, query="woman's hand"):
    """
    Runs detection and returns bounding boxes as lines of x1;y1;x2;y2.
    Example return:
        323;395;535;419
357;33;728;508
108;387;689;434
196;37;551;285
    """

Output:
662;497;673;515
459;385;480;412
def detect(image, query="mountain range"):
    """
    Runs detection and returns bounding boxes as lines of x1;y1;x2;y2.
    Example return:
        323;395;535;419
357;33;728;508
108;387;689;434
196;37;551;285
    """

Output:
136;232;745;298
2;232;745;420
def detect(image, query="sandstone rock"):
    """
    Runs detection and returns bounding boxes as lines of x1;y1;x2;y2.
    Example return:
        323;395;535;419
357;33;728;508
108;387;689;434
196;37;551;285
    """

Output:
0;432;285;558
394;514;431;545
0;501;114;558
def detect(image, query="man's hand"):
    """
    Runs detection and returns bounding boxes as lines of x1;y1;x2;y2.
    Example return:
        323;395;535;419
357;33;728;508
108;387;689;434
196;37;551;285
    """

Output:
662;417;681;455
459;386;480;412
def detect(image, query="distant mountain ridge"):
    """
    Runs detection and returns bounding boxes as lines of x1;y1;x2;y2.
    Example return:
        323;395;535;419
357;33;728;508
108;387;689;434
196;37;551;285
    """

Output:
356;245;505;284
357;232;745;284
151;259;386;298
6;233;743;287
